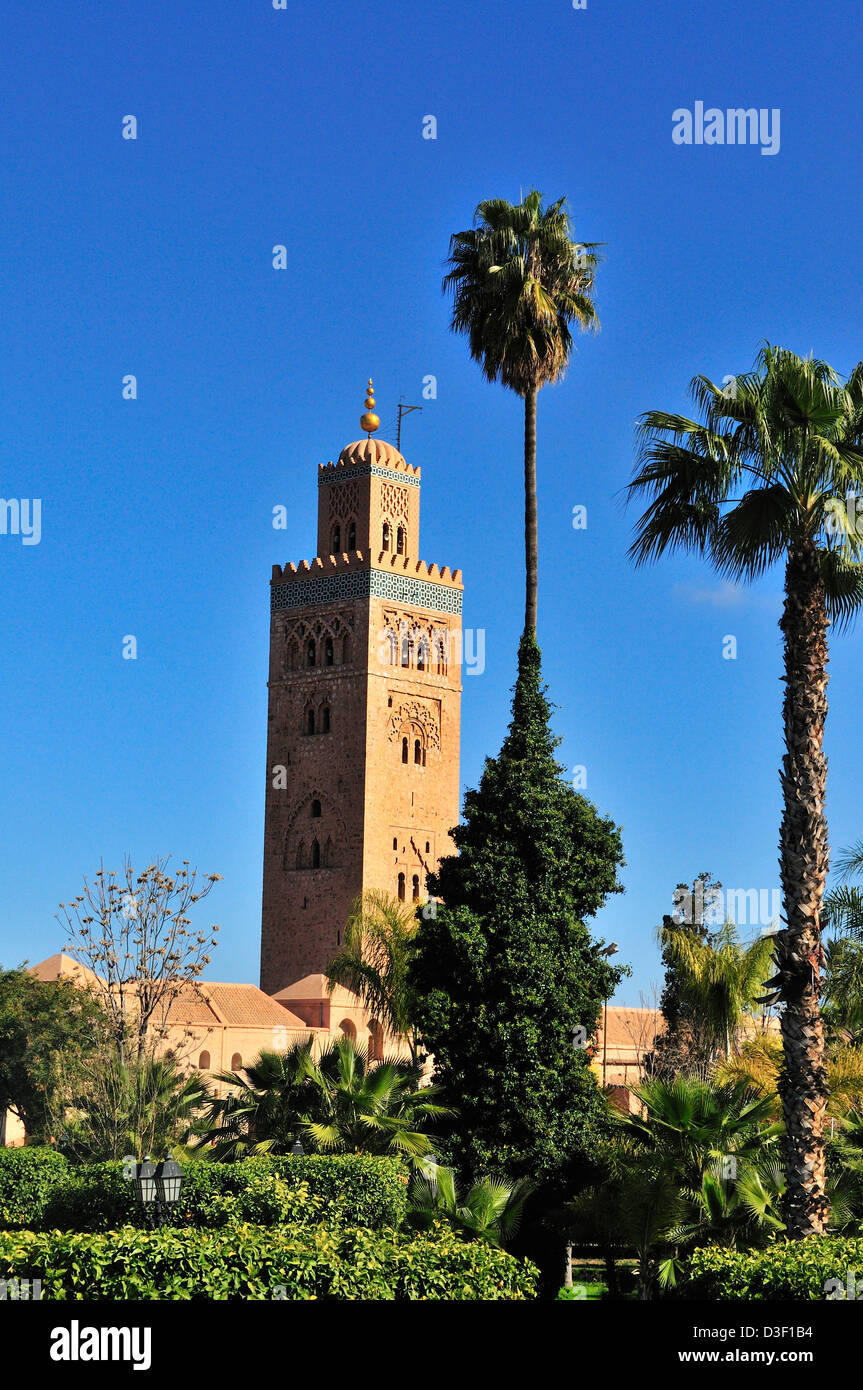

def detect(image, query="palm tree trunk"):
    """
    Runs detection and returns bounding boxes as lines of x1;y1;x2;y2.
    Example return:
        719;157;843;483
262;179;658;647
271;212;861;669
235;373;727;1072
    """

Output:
523;387;538;636
777;540;830;1238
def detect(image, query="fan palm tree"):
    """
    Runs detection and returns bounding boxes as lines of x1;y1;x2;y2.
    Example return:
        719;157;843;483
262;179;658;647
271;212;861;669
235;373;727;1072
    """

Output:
194;1039;315;1160
624;1076;780;1190
408;1165;533;1246
628;344;863;1236
658;918;775;1060
444;190;600;634
303;1035;449;1161
196;1036;449;1163
326;890;420;1062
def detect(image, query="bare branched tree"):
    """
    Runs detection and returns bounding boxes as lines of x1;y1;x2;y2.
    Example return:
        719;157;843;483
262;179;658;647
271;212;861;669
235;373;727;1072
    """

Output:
57;856;222;1063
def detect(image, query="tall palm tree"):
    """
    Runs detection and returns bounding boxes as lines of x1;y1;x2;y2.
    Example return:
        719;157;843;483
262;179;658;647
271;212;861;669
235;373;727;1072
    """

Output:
443;190;600;634
628;344;863;1236
326;890;419;1062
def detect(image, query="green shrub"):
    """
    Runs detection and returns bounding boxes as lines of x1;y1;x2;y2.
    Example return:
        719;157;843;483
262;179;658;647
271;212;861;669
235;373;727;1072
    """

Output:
268;1155;408;1229
44;1162;137;1231
0;1148;70;1229
0;1222;538;1300
173;1156;404;1230
0;1151;407;1233
681;1237;863;1300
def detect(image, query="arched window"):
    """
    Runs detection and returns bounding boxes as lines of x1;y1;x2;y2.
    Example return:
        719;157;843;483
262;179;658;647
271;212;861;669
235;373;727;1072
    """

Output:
231;1053;242;1070
322;706;330;733
425;840;430;853
339;1019;356;1041
401;736;408;764
331;524;341;554
412;874;420;902
198;1051;210;1070
368;1020;383;1061
397;526;405;554
311;838;321;868
306;708;315;735
382;522;390;551
397;872;405;902
414;738;422;765
401;636;410;668
307;638;316;668
296;840;306;869
392;837;397;850
347;521;356;550
386;629;397;665
417;637;427;671
311;799;321;818
325;636;334;666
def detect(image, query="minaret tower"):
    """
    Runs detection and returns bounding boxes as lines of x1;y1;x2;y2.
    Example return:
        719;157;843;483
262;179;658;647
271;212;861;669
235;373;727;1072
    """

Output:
260;382;463;997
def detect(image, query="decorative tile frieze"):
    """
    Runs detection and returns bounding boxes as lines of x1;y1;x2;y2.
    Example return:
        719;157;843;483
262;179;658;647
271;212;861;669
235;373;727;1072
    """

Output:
272;570;462;615
318;464;420;488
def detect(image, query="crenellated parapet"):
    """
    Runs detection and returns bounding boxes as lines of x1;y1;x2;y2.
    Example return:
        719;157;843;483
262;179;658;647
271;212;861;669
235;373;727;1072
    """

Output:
272;551;462;590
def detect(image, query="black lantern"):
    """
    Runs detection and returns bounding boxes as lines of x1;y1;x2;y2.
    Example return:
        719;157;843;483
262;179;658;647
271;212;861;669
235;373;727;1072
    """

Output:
156;1156;185;1208
135;1157;159;1207
132;1155;184;1226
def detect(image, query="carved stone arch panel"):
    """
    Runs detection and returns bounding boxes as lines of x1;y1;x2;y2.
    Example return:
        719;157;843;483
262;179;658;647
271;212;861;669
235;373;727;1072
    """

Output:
387;698;441;751
283;789;346;869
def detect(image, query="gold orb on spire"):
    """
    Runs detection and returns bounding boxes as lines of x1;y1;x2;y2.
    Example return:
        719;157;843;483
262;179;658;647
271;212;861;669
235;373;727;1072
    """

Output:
360;377;380;436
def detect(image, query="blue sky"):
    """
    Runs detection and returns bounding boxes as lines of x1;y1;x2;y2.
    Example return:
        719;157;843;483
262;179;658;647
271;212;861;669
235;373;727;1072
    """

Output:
2;0;861;1003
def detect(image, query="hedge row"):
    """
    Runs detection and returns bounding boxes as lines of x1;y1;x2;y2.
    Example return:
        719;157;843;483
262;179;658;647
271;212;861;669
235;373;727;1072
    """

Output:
0;1223;539;1300
0;1148;69;1229
0;1149;408;1232
682;1237;863;1300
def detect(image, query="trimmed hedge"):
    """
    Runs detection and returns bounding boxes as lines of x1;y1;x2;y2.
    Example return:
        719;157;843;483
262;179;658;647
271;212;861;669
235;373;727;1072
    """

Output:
0;1149;408;1233
681;1237;863;1300
0;1223;539;1300
0;1148;70;1229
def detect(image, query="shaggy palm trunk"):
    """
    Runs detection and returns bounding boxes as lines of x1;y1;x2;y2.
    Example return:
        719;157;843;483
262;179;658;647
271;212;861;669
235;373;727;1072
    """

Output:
524;387;538;635
776;541;830;1237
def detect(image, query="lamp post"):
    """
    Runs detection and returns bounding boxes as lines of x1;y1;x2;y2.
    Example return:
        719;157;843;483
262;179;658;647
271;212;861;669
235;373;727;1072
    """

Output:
599;943;620;1090
132;1155;185;1227
290;1134;305;1156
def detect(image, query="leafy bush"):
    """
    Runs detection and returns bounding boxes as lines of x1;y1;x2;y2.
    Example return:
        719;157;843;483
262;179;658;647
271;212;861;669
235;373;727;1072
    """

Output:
681;1237;863;1300
0;1222;539;1300
268;1155;408;1229
44;1161;137;1231
0;1149;407;1233
0;1148;70;1229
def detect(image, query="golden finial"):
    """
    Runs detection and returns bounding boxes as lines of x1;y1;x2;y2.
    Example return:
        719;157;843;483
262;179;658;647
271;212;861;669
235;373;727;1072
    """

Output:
360;377;380;436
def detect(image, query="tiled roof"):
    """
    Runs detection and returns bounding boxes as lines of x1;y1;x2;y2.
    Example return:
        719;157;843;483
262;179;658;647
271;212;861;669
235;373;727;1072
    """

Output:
203;983;309;1029
27;957;313;1033
29;953;100;986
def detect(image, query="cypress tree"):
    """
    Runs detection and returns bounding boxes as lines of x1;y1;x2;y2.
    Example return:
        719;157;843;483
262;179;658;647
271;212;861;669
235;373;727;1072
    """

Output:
410;634;625;1186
